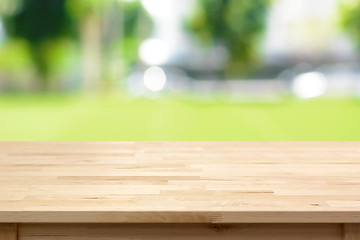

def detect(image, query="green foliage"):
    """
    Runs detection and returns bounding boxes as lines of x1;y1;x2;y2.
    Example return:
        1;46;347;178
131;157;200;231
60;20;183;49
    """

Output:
122;1;143;38
115;1;152;78
4;0;72;43
340;0;360;49
187;0;270;78
0;40;31;71
67;0;108;19
121;1;150;65
3;0;74;88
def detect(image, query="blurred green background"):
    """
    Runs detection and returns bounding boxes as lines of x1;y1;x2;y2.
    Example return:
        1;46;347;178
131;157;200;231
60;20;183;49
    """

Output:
0;0;359;141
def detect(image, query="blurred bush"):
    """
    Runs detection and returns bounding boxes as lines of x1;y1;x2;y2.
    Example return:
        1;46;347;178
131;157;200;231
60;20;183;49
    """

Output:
341;0;360;50
2;0;74;90
187;0;270;78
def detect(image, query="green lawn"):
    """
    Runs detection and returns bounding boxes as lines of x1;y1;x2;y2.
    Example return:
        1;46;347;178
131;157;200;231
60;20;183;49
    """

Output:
0;94;359;141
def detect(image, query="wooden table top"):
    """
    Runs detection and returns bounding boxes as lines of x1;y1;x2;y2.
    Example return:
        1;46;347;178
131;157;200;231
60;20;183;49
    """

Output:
0;142;359;223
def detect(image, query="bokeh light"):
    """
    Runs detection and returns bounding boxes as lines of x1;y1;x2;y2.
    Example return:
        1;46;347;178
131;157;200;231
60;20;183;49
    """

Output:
143;66;167;91
141;0;173;18
292;72;328;99
139;38;170;66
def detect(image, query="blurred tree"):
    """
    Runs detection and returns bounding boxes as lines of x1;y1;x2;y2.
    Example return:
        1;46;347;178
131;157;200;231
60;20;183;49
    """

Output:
67;0;151;92
3;0;74;90
103;0;152;91
67;0;107;91
340;0;360;50
187;0;270;78
120;1;152;68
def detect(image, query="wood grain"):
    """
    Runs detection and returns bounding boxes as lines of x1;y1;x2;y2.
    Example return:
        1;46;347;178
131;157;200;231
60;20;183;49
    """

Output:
0;142;360;223
0;224;17;240
19;223;343;240
344;224;360;240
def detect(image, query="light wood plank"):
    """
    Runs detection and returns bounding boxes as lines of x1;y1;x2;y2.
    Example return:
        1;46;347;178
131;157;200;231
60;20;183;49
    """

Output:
344;224;360;240
0;224;17;240
19;223;343;240
0;142;360;223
